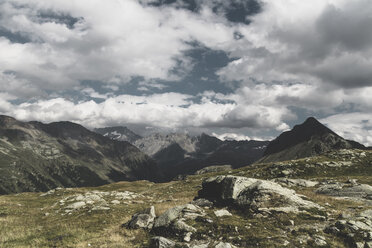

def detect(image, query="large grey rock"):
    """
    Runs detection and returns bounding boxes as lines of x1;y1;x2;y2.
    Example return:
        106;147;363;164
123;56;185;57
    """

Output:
197;176;258;203
195;165;232;175
316;183;372;200
197;176;320;213
149;236;176;248
153;204;205;229
236;180;321;212
125;206;156;229
154;205;185;228
275;178;318;188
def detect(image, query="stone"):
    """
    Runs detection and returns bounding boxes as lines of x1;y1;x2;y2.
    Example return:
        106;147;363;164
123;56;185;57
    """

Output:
125;206;156;229
91;206;110;211
172;220;196;233
184;232;192;242
149;236;176;248
360;210;372;219
111;200;120;204
275;178;318;187
215;242;237;248
365;241;372;248
214;209;232;217
313;235;327;246
316;183;372;200
191;198;213;208
153;204;204;229
197;176;258;203
190;242;209;248
66;201;86;210
236;180;320;211
153;205;185;228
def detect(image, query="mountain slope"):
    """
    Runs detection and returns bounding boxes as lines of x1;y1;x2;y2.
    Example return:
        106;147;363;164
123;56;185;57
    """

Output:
94;126;142;143
130;132;269;179
0;115;160;194
260;117;365;163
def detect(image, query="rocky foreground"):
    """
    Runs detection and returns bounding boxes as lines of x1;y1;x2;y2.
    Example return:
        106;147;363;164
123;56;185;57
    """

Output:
0;149;372;247
125;175;372;247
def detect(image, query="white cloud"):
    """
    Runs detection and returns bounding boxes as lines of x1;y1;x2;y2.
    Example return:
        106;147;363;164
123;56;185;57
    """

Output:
0;0;237;98
321;113;372;146
212;132;251;141
218;0;372;88
0;89;294;132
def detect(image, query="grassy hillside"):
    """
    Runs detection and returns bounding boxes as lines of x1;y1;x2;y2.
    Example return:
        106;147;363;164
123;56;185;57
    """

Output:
0;149;371;247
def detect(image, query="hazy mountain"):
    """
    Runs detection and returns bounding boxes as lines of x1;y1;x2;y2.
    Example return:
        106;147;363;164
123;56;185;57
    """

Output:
0;115;160;194
134;133;199;156
128;132;269;180
259;117;365;163
94;126;142;143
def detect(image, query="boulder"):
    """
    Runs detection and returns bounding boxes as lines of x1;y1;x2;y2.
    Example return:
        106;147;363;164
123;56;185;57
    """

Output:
197;176;258;203
275;178;318;187
197;176;320;213
316;183;372;200
236;180;320;212
214;209;232;217
215;242;237;248
149;236;176;248
125;206;156;229
153;204;205;229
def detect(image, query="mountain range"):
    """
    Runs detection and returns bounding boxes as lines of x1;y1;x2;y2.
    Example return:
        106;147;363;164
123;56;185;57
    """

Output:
0;115;160;194
0;115;368;194
93;129;269;180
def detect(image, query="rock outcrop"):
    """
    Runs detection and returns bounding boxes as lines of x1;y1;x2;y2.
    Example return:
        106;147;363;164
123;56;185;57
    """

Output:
197;176;321;213
325;209;372;247
125;206;156;229
316;181;372;200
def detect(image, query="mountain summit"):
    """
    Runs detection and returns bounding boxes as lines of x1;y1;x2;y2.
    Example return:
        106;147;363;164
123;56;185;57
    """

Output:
261;117;365;162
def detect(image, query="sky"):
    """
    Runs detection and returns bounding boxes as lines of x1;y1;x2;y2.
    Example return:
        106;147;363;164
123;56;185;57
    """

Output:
0;0;372;145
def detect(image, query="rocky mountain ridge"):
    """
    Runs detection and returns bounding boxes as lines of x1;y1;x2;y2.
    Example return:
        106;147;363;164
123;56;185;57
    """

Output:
94;127;269;180
260;117;366;163
94;126;142;143
0;115;160;194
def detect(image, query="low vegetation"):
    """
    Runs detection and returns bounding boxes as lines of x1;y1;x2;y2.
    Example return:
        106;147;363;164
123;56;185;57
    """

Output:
0;149;371;247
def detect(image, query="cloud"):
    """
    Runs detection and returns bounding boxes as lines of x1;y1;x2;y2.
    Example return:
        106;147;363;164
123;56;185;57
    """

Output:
212;132;267;141
321;113;372;146
0;89;294;132
0;0;236;98
218;0;372;89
